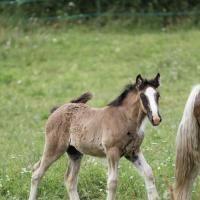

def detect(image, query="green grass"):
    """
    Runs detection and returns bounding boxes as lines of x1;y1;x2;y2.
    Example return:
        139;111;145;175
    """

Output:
1;24;200;200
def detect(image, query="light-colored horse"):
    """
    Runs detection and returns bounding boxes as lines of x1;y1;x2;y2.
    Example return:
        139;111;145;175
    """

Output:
28;73;162;200
175;85;200;200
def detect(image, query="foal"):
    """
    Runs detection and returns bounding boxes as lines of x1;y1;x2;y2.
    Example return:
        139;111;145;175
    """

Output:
28;73;162;200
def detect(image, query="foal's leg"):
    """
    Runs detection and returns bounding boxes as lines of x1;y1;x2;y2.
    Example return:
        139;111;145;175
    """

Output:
64;146;82;200
106;148;120;200
126;151;159;200
29;142;67;200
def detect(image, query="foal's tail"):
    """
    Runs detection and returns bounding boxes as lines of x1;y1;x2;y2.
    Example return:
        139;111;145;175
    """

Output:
175;85;200;200
50;92;93;113
70;92;93;104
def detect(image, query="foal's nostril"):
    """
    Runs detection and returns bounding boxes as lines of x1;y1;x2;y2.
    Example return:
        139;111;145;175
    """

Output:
152;116;161;125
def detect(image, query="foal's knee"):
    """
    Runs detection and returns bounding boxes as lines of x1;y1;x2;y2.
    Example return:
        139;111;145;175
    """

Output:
32;161;41;173
108;178;117;192
31;171;42;184
145;166;154;182
66;177;76;192
64;171;75;190
31;175;40;185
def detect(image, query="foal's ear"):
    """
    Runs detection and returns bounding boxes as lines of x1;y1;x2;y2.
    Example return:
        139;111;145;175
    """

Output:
136;74;144;88
154;73;160;88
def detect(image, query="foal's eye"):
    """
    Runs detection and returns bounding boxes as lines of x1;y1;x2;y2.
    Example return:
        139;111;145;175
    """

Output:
140;93;148;106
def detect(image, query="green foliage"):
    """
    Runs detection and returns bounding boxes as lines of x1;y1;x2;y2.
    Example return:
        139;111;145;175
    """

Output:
1;25;200;199
1;0;200;26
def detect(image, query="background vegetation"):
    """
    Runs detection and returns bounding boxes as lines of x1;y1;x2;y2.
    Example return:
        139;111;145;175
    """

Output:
0;22;200;199
1;0;200;27
1;0;200;14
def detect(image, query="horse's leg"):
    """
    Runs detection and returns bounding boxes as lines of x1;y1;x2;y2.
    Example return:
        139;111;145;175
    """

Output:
29;139;68;200
126;151;159;200
106;147;120;200
64;146;82;200
175;166;199;200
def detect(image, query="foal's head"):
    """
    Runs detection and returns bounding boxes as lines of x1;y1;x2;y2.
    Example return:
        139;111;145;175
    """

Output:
136;73;161;126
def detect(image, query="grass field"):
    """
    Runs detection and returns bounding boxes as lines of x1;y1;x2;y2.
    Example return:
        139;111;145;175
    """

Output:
1;24;200;200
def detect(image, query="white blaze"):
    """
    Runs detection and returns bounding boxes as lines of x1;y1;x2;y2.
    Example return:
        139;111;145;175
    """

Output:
144;87;158;116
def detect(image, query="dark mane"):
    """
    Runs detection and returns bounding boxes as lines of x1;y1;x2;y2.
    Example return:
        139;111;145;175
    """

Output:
108;78;158;107
107;84;136;106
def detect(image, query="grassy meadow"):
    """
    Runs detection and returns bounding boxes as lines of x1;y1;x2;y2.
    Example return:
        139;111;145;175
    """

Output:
1;24;200;200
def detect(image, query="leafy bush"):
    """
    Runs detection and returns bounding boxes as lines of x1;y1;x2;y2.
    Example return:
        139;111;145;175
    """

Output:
0;0;200;25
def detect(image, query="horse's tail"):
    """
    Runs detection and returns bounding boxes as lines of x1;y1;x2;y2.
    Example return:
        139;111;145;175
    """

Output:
175;85;200;200
50;92;93;113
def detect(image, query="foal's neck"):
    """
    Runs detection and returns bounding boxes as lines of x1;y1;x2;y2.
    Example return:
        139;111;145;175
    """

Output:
120;91;146;131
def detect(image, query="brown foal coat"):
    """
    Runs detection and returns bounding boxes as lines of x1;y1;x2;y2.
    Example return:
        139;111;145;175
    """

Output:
46;91;145;159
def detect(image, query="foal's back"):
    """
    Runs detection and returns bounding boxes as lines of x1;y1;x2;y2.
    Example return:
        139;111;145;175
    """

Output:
45;103;109;156
46;102;90;136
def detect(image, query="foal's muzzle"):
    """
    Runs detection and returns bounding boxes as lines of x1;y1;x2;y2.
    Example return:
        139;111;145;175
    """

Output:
147;111;162;126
